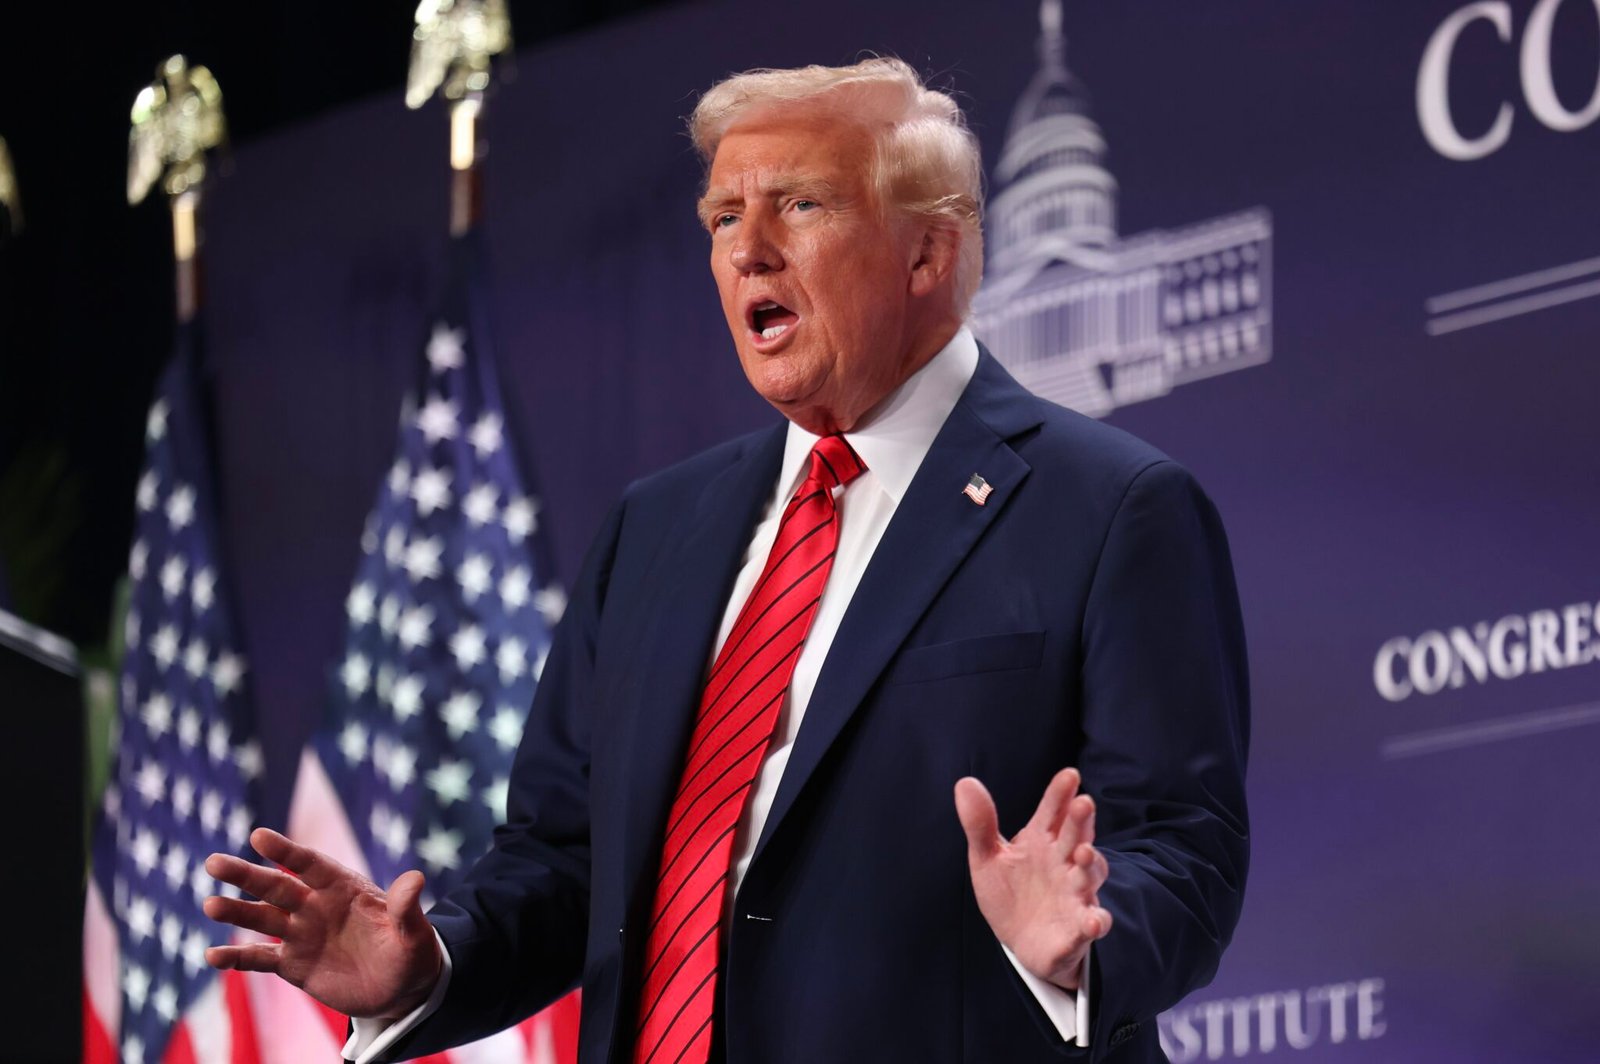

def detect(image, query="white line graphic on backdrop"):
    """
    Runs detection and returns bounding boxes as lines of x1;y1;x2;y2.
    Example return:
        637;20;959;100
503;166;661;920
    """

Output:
972;0;1273;418
1425;253;1600;335
1380;700;1600;759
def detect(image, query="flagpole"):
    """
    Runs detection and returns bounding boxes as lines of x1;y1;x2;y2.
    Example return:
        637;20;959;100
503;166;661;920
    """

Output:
172;190;201;324
449;93;482;236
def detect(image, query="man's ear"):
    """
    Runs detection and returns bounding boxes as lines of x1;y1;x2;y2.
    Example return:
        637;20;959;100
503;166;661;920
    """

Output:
908;223;960;298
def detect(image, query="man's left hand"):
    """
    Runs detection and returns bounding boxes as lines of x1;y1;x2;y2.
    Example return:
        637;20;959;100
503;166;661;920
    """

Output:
954;768;1113;991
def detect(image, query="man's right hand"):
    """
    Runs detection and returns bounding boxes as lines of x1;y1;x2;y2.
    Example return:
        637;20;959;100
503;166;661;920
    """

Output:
203;827;443;1021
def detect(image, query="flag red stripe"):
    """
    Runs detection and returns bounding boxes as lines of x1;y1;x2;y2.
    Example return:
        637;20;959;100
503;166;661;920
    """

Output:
551;991;583;1062
224;970;263;1064
312;997;348;1043
83;985;117;1064
161;1022;198;1064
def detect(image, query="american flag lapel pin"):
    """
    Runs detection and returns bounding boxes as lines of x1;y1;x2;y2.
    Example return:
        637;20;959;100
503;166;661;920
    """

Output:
962;474;993;506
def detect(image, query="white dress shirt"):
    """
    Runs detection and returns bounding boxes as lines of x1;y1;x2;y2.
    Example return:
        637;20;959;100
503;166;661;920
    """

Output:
347;326;1087;1061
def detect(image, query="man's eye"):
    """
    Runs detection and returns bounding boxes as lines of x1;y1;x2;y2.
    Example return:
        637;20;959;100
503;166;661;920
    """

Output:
714;213;738;229
793;199;818;212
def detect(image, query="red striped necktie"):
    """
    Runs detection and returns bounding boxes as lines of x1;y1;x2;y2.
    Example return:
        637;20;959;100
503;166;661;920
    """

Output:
633;434;867;1064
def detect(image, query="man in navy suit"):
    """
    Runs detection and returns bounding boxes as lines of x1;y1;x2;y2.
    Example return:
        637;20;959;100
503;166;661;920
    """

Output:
205;57;1248;1063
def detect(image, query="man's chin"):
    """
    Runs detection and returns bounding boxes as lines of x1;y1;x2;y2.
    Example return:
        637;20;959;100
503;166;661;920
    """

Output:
737;358;846;431
763;393;850;436
743;363;820;408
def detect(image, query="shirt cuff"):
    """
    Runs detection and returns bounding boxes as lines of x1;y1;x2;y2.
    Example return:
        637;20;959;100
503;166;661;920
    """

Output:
999;940;1091;1048
342;929;453;1063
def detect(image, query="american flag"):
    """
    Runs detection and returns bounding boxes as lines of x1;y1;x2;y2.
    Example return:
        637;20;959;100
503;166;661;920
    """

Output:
265;235;579;1063
84;329;265;1064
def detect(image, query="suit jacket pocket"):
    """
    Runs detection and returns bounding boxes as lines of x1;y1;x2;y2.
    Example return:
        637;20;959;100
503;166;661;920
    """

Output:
881;631;1045;686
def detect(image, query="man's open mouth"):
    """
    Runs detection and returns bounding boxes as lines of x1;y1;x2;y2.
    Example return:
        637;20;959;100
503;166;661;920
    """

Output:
750;300;800;340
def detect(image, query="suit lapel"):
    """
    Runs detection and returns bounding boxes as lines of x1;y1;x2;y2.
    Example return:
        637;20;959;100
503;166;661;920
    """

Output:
617;425;786;912
751;353;1043;866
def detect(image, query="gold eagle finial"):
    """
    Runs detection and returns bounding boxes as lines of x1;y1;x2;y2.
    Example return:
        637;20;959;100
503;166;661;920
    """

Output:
407;0;512;110
128;55;227;206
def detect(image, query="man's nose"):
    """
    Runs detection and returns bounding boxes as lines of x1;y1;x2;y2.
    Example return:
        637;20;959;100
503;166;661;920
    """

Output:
729;217;783;274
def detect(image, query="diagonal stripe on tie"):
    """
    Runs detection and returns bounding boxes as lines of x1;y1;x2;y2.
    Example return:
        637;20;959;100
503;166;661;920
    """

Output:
633;434;865;1064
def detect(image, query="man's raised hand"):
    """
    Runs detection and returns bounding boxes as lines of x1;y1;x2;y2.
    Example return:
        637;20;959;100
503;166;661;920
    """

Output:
954;767;1112;991
203;827;443;1020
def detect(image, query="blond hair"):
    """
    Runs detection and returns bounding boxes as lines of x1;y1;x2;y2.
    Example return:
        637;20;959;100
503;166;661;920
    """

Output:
690;57;985;316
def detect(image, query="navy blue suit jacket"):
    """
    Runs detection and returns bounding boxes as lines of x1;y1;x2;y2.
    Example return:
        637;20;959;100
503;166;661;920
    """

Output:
399;351;1250;1063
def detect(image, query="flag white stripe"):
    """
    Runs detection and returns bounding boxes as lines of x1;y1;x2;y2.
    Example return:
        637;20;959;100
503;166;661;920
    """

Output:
452;1024;539;1064
185;979;233;1064
83;880;122;1039
287;747;374;879
529;1015;561;1064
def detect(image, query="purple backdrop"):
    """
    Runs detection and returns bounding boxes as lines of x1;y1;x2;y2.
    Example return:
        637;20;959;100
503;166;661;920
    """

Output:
201;1;1600;1059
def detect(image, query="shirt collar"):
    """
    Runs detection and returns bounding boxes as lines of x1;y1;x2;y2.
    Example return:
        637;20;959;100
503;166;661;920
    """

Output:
777;326;980;504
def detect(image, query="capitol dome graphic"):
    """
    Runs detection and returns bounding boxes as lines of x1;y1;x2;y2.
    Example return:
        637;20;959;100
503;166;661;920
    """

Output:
973;0;1274;418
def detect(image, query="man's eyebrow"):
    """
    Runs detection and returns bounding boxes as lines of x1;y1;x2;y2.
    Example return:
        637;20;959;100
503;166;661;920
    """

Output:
697;175;845;222
698;189;741;223
767;174;842;202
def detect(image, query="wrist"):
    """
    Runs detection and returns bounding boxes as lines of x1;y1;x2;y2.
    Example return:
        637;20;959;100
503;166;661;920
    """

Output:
376;938;445;1021
1050;952;1086;991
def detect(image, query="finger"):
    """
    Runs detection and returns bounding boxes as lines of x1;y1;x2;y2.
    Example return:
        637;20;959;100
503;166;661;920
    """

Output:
205;941;283;974
1080;905;1114;941
204;853;309;912
1074;794;1097;849
953;777;1003;863
386;870;432;939
1052;793;1095;857
1025;767;1080;836
1071;844;1110;893
202;895;290;939
249;827;348;890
